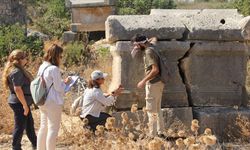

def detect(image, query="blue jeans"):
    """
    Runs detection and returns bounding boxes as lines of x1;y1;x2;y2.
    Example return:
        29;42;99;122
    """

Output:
9;103;37;150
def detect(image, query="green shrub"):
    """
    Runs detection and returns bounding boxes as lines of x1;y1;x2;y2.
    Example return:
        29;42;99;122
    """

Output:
233;0;250;16
117;0;176;15
64;42;83;66
0;25;43;55
0;24;44;64
97;47;110;58
31;0;70;38
64;42;96;67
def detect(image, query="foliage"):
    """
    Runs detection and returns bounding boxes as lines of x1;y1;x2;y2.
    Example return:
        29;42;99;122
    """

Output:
30;0;70;38
64;42;96;67
0;24;43;64
233;0;250;16
97;47;110;57
117;0;176;15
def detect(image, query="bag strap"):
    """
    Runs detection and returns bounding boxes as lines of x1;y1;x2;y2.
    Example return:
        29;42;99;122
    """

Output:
41;65;54;93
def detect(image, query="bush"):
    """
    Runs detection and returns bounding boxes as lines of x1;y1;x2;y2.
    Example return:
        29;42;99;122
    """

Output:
117;0;176;15
64;42;96;67
31;0;70;38
0;24;43;64
97;47;110;58
233;0;250;16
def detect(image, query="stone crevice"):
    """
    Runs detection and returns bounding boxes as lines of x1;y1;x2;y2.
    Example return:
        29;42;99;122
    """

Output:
177;42;195;106
179;24;190;41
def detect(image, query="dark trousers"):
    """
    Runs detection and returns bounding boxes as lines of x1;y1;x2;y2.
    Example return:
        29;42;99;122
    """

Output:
9;103;37;150
85;112;111;131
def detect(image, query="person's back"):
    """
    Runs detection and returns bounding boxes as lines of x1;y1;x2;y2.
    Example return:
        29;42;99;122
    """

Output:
37;61;65;105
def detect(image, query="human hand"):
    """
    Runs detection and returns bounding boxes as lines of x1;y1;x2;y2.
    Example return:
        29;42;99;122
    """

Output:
137;80;146;89
23;105;29;116
64;77;72;85
112;85;124;96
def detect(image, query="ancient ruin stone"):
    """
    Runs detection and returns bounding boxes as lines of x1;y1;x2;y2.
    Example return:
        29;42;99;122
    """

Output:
105;15;186;43
0;0;26;25
240;16;250;41
181;42;249;106
70;0;115;32
150;9;245;41
62;31;78;43
110;41;190;109
113;107;193;132
193;107;250;142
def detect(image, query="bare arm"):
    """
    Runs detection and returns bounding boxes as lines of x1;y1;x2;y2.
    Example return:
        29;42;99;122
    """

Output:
148;37;157;45
141;64;159;83
14;86;29;115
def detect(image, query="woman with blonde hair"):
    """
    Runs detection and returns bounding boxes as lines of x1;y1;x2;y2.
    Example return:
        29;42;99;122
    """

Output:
37;44;71;150
2;49;37;150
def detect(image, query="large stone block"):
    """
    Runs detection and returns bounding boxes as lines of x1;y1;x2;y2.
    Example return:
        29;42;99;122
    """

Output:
240;16;250;41
62;31;78;42
193;107;250;142
70;0;110;7
71;6;115;32
105;15;186;43
150;9;245;41
181;42;249;106
110;41;190;109
150;9;201;16
113;107;193;132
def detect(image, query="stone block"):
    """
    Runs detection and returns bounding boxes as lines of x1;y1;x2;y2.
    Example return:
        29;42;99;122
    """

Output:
105;0;116;5
240;16;250;41
113;107;193;132
110;41;190;109
70;0;108;7
181;41;248;107
193;107;250;142
105;15;186;43
71;6;115;32
150;9;201;16
150;9;244;41
62;31;78;42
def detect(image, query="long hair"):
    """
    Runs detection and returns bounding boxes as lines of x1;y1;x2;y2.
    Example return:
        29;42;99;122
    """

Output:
2;49;33;90
44;44;63;66
88;79;100;89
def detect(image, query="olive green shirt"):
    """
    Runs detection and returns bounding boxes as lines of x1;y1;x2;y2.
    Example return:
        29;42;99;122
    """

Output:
144;47;161;84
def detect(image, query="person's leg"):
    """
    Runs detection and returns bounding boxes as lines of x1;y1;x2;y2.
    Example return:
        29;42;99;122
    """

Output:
9;103;26;150
85;115;100;131
153;82;165;134
37;106;48;150
97;112;111;126
46;103;62;150
85;113;111;131
25;108;37;148
145;83;158;136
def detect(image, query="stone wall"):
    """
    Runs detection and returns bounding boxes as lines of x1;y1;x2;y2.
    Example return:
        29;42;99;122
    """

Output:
106;9;250;142
0;0;26;25
70;0;115;32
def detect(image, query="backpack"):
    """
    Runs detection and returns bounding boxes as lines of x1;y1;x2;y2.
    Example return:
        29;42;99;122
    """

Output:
148;46;170;84
71;95;84;116
30;65;53;106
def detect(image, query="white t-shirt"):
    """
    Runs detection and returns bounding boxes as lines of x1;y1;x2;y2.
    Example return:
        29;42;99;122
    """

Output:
80;88;115;118
37;61;66;105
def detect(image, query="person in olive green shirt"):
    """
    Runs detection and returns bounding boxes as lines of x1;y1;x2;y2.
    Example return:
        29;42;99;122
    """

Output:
131;34;165;137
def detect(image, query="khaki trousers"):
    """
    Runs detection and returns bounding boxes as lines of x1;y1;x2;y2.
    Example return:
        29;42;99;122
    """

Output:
145;81;165;136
